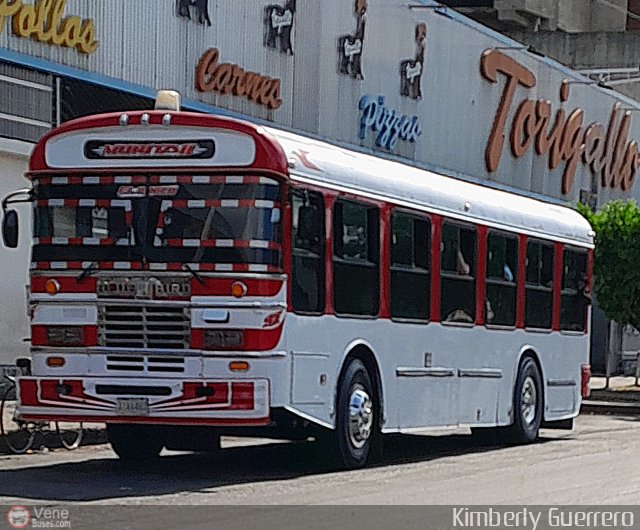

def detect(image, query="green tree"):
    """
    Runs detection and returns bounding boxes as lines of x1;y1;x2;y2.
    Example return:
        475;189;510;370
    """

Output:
577;200;640;331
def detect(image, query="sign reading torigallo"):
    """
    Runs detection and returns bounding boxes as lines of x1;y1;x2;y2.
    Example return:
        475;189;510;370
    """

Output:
481;49;640;196
0;0;98;55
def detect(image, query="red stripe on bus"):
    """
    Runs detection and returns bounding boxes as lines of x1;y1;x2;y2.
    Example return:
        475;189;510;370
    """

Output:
162;239;281;249
31;325;98;347
190;278;283;297
379;205;392;319
431;215;442;322
31;276;97;293
190;326;283;351
324;194;336;315
552;242;563;332
476;225;488;326
20;415;270;426
516;234;527;328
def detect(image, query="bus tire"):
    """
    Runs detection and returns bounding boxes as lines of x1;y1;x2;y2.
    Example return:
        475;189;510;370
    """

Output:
107;424;165;463
508;357;543;443
330;358;377;469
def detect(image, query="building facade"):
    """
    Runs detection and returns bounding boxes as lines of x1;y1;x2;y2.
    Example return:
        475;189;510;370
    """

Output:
443;0;640;102
1;0;640;368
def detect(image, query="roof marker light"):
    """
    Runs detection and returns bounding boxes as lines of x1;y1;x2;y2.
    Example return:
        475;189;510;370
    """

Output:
141;113;150;125
155;90;181;112
162;114;172;126
119;114;129;126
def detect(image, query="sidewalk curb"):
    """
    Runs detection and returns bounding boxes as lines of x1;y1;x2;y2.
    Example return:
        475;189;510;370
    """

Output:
581;400;640;415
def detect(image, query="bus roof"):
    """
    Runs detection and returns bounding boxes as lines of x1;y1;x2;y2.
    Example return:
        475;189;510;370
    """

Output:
29;109;592;248
268;127;594;248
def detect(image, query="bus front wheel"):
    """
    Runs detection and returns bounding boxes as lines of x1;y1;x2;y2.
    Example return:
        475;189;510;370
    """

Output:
324;359;377;469
508;357;543;443
107;424;165;463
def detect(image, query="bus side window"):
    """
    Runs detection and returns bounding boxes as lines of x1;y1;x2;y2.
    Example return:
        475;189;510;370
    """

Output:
485;232;517;326
525;240;554;329
441;222;476;323
561;248;589;332
291;190;325;313
390;211;430;321
333;199;380;316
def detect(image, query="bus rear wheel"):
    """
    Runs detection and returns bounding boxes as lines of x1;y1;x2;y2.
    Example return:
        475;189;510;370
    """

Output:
107;424;165;463
508;357;543;443
324;359;377;469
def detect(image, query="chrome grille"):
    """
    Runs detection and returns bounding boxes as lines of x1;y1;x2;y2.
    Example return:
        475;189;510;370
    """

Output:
98;305;190;349
105;354;185;374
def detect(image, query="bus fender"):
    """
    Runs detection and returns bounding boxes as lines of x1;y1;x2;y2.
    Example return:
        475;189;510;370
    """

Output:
330;339;386;430
511;345;545;421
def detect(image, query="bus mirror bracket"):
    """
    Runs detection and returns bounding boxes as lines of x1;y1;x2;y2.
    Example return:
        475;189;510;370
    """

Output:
2;189;33;249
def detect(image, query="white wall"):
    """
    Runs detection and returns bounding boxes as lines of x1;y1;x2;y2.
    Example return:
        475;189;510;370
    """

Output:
0;141;32;365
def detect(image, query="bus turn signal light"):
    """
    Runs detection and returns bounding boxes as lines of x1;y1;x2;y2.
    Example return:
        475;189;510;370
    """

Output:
45;279;60;295
46;357;65;368
230;281;248;298
229;361;249;372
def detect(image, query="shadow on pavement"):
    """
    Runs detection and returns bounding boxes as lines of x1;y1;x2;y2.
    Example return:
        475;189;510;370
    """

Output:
0;432;563;502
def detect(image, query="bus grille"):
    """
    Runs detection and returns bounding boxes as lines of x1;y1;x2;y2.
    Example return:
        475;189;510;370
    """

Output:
105;355;186;374
98;305;190;350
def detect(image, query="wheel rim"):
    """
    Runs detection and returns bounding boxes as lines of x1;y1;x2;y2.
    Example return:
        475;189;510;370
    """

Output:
521;376;537;426
347;384;373;449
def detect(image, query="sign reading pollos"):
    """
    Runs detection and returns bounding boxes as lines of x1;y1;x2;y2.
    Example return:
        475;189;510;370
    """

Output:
359;95;422;151
85;140;215;160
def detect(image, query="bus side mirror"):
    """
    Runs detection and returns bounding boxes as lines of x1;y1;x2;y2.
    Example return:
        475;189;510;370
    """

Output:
297;205;321;241
2;209;18;248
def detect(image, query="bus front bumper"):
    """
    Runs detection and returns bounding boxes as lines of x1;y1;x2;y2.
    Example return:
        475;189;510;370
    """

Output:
16;377;270;426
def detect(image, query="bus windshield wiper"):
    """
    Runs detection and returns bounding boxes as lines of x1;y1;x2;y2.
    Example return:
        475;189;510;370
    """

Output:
77;261;98;283
183;263;205;285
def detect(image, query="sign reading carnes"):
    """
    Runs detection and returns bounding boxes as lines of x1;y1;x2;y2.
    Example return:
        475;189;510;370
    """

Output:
481;49;640;195
85;140;215;160
0;0;98;55
195;48;282;110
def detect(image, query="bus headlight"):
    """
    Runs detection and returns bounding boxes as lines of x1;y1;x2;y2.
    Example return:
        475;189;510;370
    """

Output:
46;326;84;346
204;330;244;350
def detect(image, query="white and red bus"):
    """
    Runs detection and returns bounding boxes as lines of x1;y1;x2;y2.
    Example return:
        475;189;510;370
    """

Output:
1;91;593;468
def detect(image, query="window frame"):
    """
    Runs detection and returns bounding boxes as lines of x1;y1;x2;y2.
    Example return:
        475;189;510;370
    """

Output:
484;229;518;329
290;188;326;316
524;238;555;331
332;197;381;318
440;220;477;326
560;246;590;334
389;208;431;323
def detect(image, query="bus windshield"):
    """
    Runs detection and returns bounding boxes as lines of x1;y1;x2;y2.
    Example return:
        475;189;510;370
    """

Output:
32;176;282;269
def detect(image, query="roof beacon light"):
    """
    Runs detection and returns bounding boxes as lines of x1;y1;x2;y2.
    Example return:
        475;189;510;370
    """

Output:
155;90;181;112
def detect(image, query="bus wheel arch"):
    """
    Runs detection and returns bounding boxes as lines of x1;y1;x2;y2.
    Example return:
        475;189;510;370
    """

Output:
322;342;384;468
509;348;545;443
337;342;385;430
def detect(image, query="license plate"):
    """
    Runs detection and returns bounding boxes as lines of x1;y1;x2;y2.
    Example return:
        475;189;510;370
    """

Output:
115;398;149;416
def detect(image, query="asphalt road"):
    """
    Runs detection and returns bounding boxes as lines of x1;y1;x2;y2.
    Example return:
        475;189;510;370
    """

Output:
0;413;636;508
